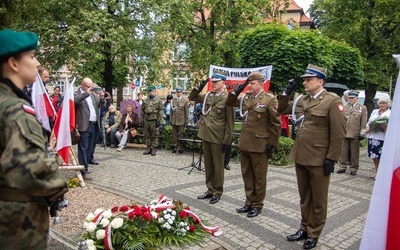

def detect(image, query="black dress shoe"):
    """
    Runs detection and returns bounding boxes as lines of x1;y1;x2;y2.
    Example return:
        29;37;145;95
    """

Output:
89;160;99;165
303;237;318;249
350;171;357;175
247;207;261;217
209;196;220;204
224;164;231;170
336;169;346;174
177;149;184;154
171;149;177;153
236;206;251;213
287;229;308;241
197;192;213;199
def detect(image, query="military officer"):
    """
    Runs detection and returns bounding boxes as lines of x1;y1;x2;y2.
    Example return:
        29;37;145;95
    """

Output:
189;70;235;204
226;72;281;217
170;86;189;153
0;29;68;249
141;85;164;156
278;64;346;250
337;91;368;175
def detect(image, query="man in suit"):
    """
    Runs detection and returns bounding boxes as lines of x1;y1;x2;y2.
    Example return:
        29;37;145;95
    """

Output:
278;64;346;249
170;86;189;153
75;78;104;180
226;72;281;217
189;70;235;204
337;91;368;175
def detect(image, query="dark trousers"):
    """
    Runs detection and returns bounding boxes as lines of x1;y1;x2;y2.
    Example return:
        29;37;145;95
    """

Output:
203;141;224;197
224;144;232;166
78;124;97;174
90;125;100;162
106;126;119;146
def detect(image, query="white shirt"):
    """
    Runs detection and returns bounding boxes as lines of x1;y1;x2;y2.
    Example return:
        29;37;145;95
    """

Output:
81;89;97;122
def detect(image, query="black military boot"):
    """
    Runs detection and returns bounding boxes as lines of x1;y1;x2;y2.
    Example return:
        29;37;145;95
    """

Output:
151;147;156;156
143;145;151;155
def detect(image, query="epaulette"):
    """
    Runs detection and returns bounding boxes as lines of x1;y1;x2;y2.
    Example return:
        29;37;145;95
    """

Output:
326;92;339;98
266;92;275;98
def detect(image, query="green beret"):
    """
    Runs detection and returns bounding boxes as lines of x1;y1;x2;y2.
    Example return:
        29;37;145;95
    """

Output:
0;29;38;58
147;85;156;92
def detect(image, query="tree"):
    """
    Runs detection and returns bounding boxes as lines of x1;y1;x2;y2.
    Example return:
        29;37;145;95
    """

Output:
238;24;363;94
309;0;400;114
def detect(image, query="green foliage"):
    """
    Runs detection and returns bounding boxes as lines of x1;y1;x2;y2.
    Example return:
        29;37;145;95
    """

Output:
269;136;294;166
238;24;364;94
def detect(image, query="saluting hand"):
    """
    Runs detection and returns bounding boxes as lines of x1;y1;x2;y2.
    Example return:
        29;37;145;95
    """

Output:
234;80;249;95
284;75;301;95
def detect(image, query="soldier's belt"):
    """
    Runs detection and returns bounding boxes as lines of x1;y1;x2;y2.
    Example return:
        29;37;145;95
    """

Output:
0;187;35;202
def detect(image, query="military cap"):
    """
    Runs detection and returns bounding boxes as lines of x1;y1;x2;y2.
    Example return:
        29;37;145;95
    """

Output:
147;85;156;92
211;69;228;82
343;90;350;96
348;91;359;98
176;86;183;92
247;72;265;82
0;29;38;58
300;64;328;80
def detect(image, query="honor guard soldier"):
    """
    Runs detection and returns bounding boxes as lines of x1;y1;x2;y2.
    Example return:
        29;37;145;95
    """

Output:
278;64;346;249
0;29;68;249
170;86;189;153
189;70;235;204
141;85;164;156
226;72;281;218
337;91;368;175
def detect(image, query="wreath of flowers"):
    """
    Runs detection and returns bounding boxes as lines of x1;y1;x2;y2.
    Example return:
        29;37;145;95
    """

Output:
81;195;222;250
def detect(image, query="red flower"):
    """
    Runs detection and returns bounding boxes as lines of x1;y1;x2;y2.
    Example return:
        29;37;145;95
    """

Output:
111;206;119;213
143;211;152;221
189;225;196;232
128;211;135;219
193;217;200;224
141;206;149;213
134;206;142;216
119;205;129;212
184;206;191;211
179;210;187;219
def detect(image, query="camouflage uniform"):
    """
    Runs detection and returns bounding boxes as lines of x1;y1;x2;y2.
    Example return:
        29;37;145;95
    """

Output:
0;79;68;249
141;96;164;149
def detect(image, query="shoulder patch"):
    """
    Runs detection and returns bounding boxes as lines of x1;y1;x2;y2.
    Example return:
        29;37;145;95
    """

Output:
22;104;36;116
338;103;344;112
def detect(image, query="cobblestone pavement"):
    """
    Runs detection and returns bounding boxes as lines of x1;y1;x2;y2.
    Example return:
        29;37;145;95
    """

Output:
83;146;375;250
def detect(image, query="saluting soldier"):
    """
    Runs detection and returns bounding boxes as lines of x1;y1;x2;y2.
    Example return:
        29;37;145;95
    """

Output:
141;85;164;156
170;86;189;153
189;70;235;204
278;64;346;250
0;29;68;249
226;72;281;218
337;91;368;175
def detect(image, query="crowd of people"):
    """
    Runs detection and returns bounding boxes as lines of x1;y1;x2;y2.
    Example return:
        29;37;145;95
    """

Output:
0;28;394;250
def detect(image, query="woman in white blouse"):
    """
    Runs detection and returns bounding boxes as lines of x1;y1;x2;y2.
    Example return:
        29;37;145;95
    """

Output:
365;97;391;179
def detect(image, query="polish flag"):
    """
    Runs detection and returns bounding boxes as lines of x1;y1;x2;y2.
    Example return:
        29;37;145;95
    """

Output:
360;54;400;249
53;78;76;164
31;73;56;132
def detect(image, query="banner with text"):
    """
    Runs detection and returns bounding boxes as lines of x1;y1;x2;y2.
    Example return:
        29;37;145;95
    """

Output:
208;65;273;93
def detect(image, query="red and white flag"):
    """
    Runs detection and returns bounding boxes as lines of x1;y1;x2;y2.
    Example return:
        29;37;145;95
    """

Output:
53;78;76;164
360;54;400;249
31;73;56;132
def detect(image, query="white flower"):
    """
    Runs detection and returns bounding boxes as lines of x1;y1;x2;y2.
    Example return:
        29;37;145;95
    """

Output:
168;218;174;225
170;216;175;221
88;246;96;250
94;209;104;216
164;214;171;220
102;210;112;219
100;218;110;227
151;211;158;219
171;210;176;216
96;229;105;240
85;213;95;222
158;218;165;224
163;210;167;214
163;222;171;230
86;239;94;246
110;218;124;229
166;208;172;212
86;222;97;233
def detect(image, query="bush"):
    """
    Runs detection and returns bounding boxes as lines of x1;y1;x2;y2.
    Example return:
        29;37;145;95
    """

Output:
269;136;294;166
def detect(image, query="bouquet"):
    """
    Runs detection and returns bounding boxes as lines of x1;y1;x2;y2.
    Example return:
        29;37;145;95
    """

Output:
369;117;389;133
81;195;222;250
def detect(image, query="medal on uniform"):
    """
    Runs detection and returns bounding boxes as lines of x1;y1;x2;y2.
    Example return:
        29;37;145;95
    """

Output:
217;109;221;114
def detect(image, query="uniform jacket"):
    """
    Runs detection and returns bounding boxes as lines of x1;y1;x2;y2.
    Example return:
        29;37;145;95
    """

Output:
170;96;189;126
278;91;346;166
226;91;281;153
189;88;235;145
141;97;164;121
74;88;103;132
105;110;122;130
0;78;68;201
344;102;368;138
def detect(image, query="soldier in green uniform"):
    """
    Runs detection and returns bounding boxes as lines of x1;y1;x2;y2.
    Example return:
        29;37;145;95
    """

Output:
141;85;164;156
278;64;346;250
170;86;189;153
226;72;281;217
0;29;68;249
189;70;235;204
